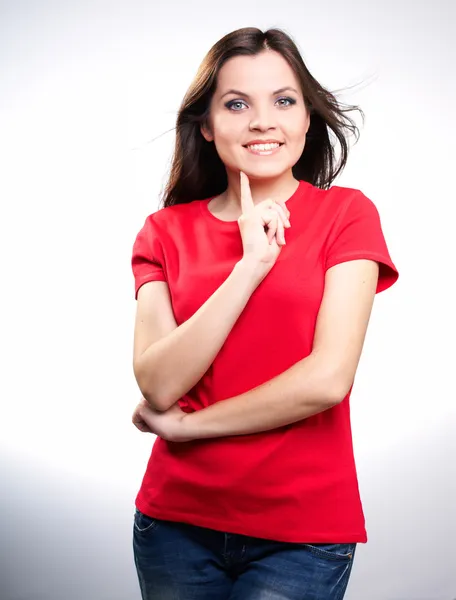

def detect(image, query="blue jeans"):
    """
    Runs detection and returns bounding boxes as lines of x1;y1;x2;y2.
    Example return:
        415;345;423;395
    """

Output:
133;509;357;599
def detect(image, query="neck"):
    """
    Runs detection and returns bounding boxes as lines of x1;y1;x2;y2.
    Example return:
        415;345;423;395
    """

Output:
224;170;299;207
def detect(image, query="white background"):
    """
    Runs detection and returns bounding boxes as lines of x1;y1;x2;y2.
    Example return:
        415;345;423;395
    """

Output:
1;1;455;599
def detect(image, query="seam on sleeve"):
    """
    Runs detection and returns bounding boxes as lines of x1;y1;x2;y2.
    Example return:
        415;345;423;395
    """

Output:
325;251;397;273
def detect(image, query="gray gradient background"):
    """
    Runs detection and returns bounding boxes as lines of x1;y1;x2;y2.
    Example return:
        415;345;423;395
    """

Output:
1;1;455;599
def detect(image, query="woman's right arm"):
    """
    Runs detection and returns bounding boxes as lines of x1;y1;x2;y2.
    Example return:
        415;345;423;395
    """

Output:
134;171;290;412
133;259;262;412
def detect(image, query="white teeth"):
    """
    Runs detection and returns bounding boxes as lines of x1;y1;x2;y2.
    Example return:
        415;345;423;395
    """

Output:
247;143;281;151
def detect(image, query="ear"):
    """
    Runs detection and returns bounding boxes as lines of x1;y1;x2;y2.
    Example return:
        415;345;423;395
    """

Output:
305;111;311;135
200;120;214;142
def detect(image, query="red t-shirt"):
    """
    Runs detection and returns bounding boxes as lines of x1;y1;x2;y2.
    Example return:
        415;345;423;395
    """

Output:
131;180;399;543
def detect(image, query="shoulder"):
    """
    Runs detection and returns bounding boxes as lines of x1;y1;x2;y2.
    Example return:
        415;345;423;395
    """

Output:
134;200;205;256
143;200;202;232
318;183;373;207
309;183;379;223
300;180;369;206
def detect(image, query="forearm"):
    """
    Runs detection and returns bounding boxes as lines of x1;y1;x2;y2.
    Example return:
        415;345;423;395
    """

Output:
181;351;343;439
136;260;262;411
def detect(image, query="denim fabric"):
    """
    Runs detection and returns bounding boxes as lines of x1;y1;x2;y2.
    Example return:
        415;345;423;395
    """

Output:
133;509;357;600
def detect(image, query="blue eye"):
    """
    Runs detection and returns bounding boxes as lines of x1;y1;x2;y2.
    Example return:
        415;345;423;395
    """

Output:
225;100;247;111
225;97;297;111
276;96;296;107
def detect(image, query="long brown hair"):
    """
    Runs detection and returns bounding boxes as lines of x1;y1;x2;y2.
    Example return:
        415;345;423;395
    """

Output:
160;27;364;208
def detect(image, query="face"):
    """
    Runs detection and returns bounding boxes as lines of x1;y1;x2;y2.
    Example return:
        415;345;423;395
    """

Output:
201;50;310;181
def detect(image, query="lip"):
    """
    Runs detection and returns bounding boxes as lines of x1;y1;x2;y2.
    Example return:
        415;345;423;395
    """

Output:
243;139;284;146
244;141;284;156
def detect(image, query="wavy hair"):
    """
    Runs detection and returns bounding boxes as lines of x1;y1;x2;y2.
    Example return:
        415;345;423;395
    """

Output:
160;27;364;207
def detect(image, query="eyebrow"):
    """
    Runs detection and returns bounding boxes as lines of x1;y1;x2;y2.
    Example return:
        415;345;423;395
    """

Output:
220;86;299;100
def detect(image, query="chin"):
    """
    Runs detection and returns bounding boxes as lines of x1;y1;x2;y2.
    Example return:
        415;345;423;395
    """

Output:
241;164;291;181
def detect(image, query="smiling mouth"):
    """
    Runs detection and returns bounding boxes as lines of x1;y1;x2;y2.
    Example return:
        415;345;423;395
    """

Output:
243;142;284;155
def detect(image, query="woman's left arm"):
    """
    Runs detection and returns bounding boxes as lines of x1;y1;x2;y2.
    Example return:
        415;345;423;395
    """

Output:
138;259;379;442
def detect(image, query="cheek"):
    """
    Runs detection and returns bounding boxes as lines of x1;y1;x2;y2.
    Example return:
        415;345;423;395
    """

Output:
283;112;308;137
284;117;309;151
212;115;244;145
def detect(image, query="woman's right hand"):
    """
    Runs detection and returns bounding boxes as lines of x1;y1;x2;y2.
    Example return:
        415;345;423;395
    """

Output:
237;171;291;281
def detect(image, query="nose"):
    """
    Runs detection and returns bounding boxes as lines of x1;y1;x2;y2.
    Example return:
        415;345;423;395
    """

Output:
249;104;277;132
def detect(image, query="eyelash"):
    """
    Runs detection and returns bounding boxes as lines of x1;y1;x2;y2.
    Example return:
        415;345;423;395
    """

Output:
225;97;297;111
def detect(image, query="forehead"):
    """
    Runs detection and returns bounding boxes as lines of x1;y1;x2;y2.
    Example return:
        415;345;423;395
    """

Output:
215;51;301;96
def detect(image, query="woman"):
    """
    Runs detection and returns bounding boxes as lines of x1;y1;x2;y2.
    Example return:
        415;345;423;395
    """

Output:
130;27;399;600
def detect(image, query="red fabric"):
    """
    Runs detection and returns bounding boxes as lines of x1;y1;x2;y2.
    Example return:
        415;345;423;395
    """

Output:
131;180;399;543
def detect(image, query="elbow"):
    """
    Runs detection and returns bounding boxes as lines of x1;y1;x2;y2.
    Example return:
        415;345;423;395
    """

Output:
137;382;174;412
140;389;167;412
321;387;344;408
312;355;353;406
328;373;354;405
134;366;172;412
330;385;350;406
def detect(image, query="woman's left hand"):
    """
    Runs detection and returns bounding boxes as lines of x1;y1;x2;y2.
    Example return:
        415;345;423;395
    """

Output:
132;398;192;442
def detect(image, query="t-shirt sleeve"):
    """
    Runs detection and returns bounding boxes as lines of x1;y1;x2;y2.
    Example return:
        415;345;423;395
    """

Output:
131;215;167;299
324;190;399;294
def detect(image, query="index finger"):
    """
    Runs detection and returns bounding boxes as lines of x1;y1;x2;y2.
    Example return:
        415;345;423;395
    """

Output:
240;171;254;214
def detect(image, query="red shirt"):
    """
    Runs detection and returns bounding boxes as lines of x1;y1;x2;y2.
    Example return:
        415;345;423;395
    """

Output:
131;180;399;543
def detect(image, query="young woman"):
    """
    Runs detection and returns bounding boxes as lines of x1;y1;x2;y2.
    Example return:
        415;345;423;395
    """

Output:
130;27;399;600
